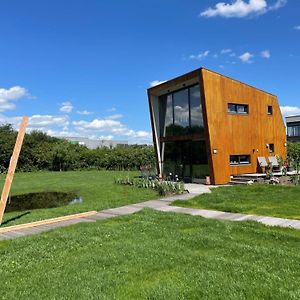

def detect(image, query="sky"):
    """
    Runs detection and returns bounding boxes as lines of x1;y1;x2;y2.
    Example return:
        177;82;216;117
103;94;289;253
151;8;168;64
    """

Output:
0;0;299;144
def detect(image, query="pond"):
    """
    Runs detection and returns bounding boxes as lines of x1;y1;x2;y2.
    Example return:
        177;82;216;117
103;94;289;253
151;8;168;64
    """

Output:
6;191;81;212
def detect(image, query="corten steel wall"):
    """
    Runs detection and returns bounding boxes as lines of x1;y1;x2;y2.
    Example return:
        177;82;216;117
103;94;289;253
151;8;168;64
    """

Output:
201;68;287;184
148;68;287;185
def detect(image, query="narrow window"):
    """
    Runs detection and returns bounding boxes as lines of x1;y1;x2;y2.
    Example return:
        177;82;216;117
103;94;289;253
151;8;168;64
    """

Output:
230;155;251;166
269;144;274;153
230;155;239;165
268;106;273;115
228;104;236;113
228;103;249;115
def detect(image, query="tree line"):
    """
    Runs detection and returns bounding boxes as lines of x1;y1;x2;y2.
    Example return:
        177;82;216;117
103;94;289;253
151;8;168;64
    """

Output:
0;124;156;173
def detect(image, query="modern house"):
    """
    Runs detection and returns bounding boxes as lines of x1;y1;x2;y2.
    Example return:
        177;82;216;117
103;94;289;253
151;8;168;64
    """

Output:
148;68;287;185
286;115;300;142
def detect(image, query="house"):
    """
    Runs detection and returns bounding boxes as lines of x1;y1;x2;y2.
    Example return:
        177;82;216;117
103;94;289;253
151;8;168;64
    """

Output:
286;115;300;142
147;67;287;185
62;137;128;149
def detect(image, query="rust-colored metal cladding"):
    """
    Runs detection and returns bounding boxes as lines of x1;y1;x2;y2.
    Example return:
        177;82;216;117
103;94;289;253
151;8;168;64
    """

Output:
0;116;28;224
148;68;287;185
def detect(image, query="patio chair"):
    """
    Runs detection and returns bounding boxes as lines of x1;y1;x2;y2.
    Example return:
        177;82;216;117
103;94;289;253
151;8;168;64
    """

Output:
257;156;268;172
268;156;280;172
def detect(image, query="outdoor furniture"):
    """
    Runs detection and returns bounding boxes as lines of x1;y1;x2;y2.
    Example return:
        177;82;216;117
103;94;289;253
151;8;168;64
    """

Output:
268;156;280;172
257;157;268;172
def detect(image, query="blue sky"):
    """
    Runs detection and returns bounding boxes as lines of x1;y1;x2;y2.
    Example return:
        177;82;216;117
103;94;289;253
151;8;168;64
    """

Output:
0;0;299;143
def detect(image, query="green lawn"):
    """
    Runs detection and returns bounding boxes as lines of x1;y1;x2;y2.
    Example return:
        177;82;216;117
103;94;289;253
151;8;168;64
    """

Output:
173;185;300;220
1;209;300;299
0;170;157;227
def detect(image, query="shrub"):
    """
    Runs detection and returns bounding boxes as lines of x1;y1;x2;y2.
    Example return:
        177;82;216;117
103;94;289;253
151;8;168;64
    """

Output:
114;177;185;196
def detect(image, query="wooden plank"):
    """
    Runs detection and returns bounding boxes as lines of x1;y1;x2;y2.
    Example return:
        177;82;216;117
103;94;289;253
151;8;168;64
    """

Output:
0;117;28;224
0;211;97;233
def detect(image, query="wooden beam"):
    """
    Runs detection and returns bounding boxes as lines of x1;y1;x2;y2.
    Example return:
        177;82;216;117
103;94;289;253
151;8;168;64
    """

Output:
0;211;97;233
0;116;28;224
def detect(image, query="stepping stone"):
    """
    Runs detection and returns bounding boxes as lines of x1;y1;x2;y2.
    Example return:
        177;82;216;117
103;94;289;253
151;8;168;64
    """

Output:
101;205;143;216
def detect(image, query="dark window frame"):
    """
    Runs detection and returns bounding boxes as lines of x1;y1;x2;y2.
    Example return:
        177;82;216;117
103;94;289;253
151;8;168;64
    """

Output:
227;103;249;115
159;84;203;138
287;124;300;137
267;106;273;115
230;155;251;166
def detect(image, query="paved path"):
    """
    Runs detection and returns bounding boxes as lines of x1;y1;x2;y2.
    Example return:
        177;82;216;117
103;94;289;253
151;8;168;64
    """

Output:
1;185;300;240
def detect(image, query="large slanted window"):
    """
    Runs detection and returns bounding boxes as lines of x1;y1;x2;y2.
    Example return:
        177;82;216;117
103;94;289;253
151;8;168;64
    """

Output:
228;103;249;115
159;84;204;137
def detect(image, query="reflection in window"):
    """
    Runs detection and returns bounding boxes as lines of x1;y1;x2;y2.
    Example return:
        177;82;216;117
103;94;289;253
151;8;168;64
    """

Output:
230;155;251;165
287;125;300;137
228;103;249;114
159;84;204;137
190;85;203;133
173;89;189;128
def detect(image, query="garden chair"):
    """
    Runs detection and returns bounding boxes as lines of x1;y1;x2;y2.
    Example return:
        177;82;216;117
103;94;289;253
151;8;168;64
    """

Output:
257;156;268;173
268;156;280;172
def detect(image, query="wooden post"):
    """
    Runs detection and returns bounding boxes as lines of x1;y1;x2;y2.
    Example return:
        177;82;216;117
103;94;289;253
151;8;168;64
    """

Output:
0;117;28;224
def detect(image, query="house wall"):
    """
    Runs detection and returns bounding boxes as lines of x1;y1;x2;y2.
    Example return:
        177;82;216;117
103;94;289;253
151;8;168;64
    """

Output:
201;69;287;184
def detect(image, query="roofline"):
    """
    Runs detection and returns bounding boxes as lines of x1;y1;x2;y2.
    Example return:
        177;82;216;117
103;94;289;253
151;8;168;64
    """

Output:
147;67;277;98
286;115;300;118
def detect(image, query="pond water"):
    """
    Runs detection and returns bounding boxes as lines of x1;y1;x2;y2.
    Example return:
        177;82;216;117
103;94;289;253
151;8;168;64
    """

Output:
6;191;80;212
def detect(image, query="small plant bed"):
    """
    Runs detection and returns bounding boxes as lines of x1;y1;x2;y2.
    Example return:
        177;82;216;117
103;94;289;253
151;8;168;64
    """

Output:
115;176;185;196
173;184;300;220
5;191;79;212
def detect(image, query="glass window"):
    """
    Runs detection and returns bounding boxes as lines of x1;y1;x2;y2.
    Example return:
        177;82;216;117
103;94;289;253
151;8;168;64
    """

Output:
228;103;249;114
230;155;250;165
268;106;273;115
230;155;239;165
237;105;248;114
269;144;274;153
158;84;205;137
287;125;300;137
190;85;204;134
159;94;173;137
228;104;236;113
173;89;189;135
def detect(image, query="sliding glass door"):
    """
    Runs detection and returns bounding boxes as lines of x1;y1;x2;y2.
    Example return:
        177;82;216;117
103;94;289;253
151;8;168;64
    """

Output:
162;140;209;182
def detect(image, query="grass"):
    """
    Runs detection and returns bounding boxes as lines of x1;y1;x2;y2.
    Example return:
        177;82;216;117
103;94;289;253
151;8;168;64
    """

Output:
0;170;157;227
173;184;300;220
0;209;300;299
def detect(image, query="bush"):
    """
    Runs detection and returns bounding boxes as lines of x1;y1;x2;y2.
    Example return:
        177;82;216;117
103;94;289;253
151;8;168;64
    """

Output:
114;176;185;196
0;124;156;173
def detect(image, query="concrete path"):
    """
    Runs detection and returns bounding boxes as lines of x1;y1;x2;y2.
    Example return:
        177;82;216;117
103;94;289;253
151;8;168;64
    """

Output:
1;185;300;240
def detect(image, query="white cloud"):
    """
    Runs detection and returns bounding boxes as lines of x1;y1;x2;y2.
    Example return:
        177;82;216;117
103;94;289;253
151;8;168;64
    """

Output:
294;25;300;30
29;115;69;127
77;110;93;115
221;49;232;54
59;101;73;113
106;114;123;120
261;50;271;59
73;119;121;131
0;86;28;112
200;0;286;18
189;50;210;61
73;118;152;143
106;107;117;112
239;52;254;63
280;106;300;117
150;80;167;87
0;114;69;131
